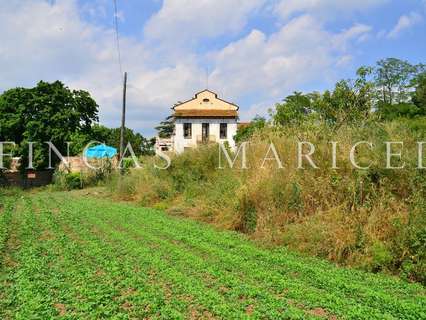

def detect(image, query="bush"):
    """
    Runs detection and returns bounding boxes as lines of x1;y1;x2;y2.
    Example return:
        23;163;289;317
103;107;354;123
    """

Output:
377;102;421;120
54;172;82;190
53;158;114;191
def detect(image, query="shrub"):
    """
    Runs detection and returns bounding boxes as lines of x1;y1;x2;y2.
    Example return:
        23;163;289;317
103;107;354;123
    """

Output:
54;172;82;190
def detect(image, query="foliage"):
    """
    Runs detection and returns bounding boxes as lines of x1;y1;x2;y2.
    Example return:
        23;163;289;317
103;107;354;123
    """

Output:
373;58;424;104
311;76;374;126
69;124;155;156
53;171;82;190
0;81;99;170
271;68;374;127
273;92;312;126
234;115;266;143
377;102;422;120
53;159;113;190
155;115;175;138
270;58;426;127
412;72;426;115
376;69;426;119
0;192;425;319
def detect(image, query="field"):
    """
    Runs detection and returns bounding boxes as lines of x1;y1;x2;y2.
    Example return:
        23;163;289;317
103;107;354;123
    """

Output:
0;191;425;319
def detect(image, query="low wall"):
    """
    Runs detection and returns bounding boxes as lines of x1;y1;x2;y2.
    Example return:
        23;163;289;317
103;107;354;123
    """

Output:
0;170;53;189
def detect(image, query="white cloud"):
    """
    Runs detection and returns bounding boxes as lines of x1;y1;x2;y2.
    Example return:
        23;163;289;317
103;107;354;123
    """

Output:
333;23;372;50
0;0;205;135
208;15;372;117
0;0;376;133
273;0;388;21
144;0;266;45
387;11;423;38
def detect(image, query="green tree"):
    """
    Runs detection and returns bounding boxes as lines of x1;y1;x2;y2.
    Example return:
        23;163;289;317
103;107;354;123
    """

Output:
310;70;374;127
0;81;98;170
155;115;175;138
273;92;312;126
374;58;418;104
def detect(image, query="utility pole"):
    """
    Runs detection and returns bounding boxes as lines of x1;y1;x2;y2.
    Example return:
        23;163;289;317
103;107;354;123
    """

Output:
119;72;127;161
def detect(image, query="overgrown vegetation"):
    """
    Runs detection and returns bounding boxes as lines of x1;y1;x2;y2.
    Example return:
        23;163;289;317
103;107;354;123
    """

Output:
109;120;426;284
0;192;424;319
109;58;426;284
52;159;115;191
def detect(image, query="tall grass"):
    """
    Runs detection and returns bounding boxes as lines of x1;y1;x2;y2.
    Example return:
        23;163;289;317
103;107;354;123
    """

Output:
108;120;426;283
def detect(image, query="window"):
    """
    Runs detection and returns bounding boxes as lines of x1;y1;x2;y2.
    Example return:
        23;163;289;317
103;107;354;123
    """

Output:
183;123;192;139
203;98;210;103
220;123;227;139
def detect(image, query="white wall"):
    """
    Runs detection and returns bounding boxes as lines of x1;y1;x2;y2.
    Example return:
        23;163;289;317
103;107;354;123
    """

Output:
174;118;237;153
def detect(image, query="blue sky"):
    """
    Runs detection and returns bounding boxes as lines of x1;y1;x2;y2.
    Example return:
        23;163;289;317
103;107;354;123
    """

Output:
1;0;425;136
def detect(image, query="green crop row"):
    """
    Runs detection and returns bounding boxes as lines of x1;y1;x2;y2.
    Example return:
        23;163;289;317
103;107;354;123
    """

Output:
0;191;425;319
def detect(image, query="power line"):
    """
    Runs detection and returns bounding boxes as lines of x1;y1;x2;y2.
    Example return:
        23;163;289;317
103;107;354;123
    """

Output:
113;0;127;167
113;0;123;78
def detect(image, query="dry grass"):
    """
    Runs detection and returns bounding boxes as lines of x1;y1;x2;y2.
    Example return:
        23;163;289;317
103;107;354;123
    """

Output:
107;120;426;283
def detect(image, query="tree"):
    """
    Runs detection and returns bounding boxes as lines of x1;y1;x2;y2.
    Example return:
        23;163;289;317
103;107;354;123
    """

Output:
0;81;98;170
155;115;174;138
374;58;418;104
309;71;374;127
271;66;375;128
273;92;312;126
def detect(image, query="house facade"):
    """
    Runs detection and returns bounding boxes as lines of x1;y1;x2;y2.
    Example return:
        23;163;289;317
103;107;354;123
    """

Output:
172;90;239;154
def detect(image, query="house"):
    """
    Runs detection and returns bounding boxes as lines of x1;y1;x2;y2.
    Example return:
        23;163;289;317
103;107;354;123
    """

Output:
172;89;239;153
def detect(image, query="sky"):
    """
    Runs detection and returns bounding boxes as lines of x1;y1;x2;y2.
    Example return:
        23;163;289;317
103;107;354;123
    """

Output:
0;0;425;137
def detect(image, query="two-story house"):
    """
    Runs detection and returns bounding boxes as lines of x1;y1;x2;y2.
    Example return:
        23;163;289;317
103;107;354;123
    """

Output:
172;90;239;153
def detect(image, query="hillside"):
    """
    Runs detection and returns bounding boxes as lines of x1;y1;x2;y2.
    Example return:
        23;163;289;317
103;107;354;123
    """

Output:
1;191;425;319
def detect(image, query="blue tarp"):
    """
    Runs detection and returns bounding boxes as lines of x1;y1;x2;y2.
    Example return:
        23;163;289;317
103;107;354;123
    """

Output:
84;145;117;159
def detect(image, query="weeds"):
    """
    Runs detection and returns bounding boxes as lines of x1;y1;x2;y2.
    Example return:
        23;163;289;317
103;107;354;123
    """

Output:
107;120;426;283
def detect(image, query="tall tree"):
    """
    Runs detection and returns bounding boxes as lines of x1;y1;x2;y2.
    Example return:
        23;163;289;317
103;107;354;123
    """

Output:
155;115;174;138
0;81;99;170
374;58;418;104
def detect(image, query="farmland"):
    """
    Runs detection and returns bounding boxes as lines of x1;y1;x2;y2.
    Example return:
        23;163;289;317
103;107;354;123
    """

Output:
0;191;425;319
